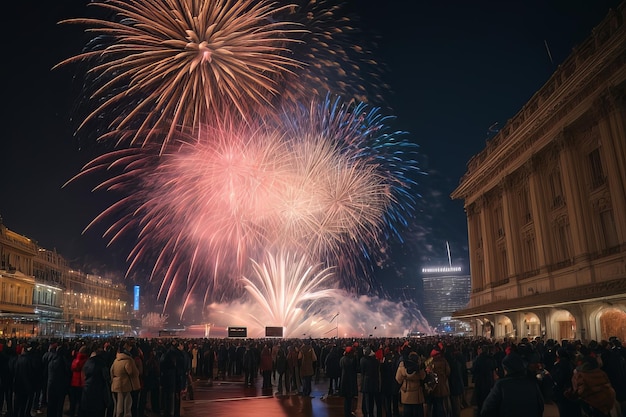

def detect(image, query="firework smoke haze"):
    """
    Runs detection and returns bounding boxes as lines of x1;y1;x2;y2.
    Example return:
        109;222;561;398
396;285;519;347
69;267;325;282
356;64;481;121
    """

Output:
55;0;305;149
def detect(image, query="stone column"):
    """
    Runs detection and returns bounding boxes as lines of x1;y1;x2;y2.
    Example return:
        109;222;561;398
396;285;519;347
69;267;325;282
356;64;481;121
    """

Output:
557;132;593;260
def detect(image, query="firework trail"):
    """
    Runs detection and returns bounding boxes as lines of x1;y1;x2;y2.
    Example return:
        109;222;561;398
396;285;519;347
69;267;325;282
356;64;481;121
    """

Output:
69;96;420;310
55;0;304;149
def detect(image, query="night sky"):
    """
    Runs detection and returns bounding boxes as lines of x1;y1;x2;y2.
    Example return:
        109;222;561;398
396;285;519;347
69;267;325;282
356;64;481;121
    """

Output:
3;0;622;291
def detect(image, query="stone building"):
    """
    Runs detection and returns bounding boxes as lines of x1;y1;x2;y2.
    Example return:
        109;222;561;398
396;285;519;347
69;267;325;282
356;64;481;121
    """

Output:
451;3;626;342
0;221;38;338
0;217;131;338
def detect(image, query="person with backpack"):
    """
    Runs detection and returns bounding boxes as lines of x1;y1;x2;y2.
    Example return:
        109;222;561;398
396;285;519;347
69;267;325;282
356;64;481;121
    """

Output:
427;344;451;417
395;350;426;417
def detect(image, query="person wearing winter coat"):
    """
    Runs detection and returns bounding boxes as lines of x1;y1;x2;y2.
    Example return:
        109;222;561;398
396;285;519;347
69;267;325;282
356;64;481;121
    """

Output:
110;340;140;417
69;345;89;417
360;346;382;417
259;344;273;389
481;352;544;417
551;348;581;417
13;343;38;417
339;346;359;417
298;340;317;397
395;351;426;417
79;345;112;417
274;347;288;396
324;345;341;396
568;355;616;417
47;343;71;417
160;341;185;417
427;346;451;417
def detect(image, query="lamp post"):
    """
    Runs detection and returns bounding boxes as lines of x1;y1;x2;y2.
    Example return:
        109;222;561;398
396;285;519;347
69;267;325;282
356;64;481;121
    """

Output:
329;312;339;339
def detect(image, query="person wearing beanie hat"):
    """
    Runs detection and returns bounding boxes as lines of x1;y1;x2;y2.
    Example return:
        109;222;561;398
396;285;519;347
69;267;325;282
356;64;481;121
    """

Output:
427;344;451;417
339;344;358;417
481;352;544;417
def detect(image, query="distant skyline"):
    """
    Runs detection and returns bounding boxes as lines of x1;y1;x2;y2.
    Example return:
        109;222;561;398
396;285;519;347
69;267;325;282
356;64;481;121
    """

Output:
3;0;622;293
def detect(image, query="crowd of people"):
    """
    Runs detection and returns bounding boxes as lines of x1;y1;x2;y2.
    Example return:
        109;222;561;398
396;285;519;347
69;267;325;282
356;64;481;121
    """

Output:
0;334;623;417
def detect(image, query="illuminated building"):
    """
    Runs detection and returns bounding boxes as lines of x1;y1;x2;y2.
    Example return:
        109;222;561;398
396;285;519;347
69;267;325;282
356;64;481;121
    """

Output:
451;4;626;341
0;217;132;337
0;220;38;338
420;262;471;332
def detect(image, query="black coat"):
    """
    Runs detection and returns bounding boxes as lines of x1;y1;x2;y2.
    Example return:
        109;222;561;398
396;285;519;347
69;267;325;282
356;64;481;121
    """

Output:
324;349;341;379
481;374;544;417
360;354;380;393
339;353;358;398
80;352;112;417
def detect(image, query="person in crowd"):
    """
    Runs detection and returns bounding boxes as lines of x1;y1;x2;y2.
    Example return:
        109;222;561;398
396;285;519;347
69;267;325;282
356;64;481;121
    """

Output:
566;355;616;417
274;345;288;396
47;342;71;417
242;343;258;387
69;345;89;417
160;340;185;417
446;344;466;417
216;343;228;380
324;345;341;397
339;346;359;417
259;343;273;390
286;344;300;393
380;347;401;417
142;345;161;416
360;345;382;417
110;340;140;417
298;339;317;397
480;351;544;417
395;350;426;417
0;339;17;417
427;344;451;417
551;347;581;417
79;343;112;417
471;344;498;417
130;344;146;417
13;342;38;417
38;342;57;413
600;338;626;417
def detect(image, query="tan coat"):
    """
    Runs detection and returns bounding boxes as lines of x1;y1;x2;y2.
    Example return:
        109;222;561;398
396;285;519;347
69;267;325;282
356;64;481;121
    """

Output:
110;352;141;393
395;360;426;404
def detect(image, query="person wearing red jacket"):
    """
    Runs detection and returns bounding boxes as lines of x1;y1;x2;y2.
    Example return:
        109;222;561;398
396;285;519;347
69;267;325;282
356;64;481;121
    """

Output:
69;345;89;417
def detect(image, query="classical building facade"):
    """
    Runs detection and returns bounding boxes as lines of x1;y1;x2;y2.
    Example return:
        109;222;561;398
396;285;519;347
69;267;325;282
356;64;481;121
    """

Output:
0;222;38;338
0;218;132;338
451;3;626;342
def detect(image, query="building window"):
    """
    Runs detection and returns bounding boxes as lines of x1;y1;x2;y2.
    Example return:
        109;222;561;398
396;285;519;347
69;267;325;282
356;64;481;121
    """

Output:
588;148;605;189
548;169;565;209
599;208;619;249
552;215;572;263
518;186;532;224
522;232;538;273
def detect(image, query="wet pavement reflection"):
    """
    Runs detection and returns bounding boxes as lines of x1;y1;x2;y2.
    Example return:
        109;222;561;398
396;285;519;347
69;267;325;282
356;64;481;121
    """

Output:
179;374;559;417
182;376;343;417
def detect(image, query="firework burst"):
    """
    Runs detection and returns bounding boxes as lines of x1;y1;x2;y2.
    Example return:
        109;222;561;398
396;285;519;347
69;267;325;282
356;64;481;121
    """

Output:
241;250;339;334
55;0;304;149
70;96;420;310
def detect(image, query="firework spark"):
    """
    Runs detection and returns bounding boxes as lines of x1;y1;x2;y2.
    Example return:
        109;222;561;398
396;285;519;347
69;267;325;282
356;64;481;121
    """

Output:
55;0;304;148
